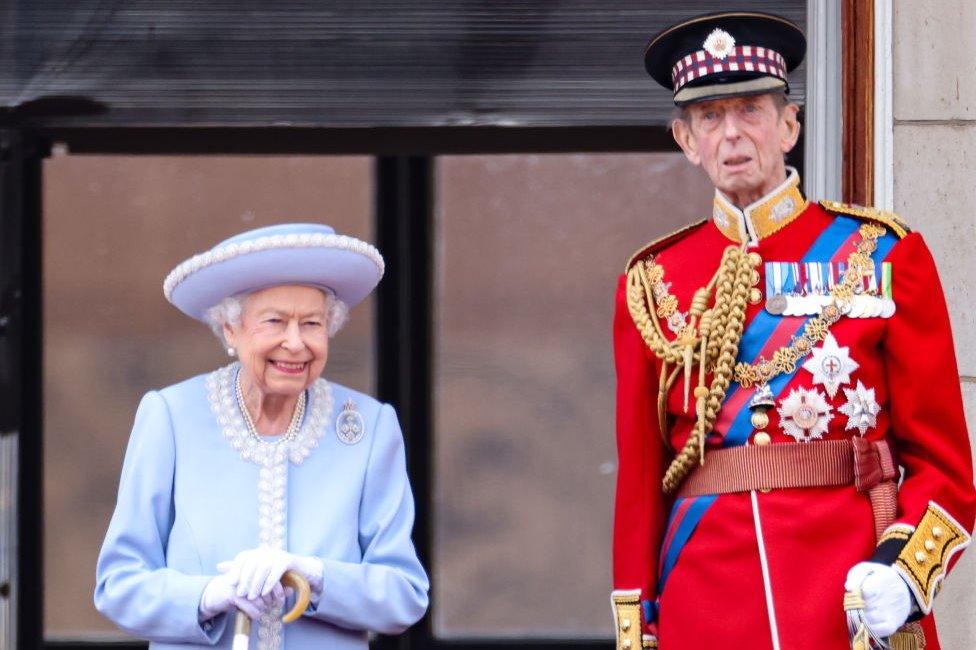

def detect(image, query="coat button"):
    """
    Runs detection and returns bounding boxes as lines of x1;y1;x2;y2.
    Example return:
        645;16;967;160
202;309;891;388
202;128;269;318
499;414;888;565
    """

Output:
620;618;631;631
751;411;770;429
925;539;936;552
915;551;927;563
753;432;771;446
933;526;944;539
622;640;632;649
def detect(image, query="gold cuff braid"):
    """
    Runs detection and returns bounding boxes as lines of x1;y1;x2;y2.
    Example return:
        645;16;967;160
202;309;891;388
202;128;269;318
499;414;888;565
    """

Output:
894;502;971;614
611;591;644;650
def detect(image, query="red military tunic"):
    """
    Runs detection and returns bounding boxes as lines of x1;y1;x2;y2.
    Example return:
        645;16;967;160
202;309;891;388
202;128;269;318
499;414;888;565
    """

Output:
611;170;976;649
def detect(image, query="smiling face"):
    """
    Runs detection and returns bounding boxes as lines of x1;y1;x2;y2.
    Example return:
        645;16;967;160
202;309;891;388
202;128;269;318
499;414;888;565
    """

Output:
223;285;329;399
671;92;800;206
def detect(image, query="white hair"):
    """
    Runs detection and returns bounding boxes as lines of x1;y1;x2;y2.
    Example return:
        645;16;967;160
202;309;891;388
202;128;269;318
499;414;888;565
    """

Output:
203;288;349;348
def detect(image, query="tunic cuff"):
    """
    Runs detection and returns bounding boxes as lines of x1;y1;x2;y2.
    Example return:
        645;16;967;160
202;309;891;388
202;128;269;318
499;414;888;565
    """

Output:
870;502;972;614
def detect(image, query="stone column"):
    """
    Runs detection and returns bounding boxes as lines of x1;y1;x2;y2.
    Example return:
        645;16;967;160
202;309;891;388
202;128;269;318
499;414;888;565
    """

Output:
893;1;976;645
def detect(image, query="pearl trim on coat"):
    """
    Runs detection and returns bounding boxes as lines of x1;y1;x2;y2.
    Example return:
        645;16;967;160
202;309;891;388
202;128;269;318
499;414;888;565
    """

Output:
206;362;334;649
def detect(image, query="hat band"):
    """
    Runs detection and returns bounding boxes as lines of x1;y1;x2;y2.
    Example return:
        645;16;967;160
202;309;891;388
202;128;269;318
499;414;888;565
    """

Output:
671;45;787;93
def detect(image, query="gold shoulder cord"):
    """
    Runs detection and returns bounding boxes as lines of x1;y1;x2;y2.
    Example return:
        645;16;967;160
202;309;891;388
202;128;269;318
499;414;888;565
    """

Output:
627;244;760;493
820;200;911;238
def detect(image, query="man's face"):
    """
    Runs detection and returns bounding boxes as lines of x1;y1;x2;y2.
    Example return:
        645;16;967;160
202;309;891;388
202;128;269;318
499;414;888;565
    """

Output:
672;93;800;203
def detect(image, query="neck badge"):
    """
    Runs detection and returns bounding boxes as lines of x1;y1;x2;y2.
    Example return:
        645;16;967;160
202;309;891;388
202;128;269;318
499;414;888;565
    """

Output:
802;332;859;398
838;381;881;435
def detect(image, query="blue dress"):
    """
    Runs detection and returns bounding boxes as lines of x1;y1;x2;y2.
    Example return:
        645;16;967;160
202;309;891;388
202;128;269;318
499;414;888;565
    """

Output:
95;363;429;649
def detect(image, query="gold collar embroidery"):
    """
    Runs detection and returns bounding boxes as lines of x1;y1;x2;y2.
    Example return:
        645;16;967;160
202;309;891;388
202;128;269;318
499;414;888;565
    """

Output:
711;167;808;245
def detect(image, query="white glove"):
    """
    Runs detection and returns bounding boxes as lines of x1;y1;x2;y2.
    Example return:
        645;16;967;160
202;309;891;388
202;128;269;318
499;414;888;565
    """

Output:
199;571;285;621
218;548;324;601
845;561;913;638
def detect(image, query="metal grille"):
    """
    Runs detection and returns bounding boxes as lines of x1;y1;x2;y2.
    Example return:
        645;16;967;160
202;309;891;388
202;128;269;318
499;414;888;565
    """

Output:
1;0;805;128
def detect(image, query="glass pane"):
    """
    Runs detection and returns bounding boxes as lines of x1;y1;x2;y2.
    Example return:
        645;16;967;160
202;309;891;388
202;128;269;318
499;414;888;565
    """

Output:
42;154;373;639
433;153;713;637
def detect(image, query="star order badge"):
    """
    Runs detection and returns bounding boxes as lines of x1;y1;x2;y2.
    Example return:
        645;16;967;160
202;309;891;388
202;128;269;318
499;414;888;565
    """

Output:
336;398;365;445
777;387;833;443
838;381;881;435
703;28;735;59
802;332;859;398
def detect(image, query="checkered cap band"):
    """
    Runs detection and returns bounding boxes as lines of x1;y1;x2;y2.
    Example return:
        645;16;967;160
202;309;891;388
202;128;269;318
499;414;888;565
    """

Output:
671;45;787;92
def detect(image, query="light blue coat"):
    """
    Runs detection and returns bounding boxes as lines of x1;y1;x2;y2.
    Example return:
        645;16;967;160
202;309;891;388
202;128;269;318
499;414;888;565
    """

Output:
95;366;429;648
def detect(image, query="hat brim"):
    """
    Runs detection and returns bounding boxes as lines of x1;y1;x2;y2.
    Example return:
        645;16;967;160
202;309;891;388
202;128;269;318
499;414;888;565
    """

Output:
167;242;383;322
674;76;787;106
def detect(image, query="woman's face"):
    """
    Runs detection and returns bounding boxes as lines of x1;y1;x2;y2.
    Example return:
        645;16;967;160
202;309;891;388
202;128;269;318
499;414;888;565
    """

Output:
223;285;330;398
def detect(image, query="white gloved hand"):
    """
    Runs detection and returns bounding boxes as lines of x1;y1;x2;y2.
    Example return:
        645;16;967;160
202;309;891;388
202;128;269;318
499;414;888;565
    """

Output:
199;572;285;622
845;561;913;638
218;548;324;601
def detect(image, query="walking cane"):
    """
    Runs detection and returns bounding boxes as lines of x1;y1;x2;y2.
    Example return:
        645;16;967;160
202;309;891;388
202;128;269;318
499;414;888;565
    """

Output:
232;570;311;650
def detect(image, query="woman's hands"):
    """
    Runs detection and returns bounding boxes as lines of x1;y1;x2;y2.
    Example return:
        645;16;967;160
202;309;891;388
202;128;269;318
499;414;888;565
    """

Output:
218;548;324;601
199;572;285;621
199;548;323;623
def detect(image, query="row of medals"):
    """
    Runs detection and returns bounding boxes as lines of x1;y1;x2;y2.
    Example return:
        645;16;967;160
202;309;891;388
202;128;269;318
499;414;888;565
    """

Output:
766;291;896;319
763;260;895;319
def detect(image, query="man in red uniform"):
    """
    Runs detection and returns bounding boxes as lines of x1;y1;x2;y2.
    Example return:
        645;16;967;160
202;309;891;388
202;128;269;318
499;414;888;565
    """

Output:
611;12;976;649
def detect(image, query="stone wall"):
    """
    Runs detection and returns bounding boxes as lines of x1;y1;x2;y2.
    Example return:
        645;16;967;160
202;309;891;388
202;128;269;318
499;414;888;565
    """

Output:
893;1;976;646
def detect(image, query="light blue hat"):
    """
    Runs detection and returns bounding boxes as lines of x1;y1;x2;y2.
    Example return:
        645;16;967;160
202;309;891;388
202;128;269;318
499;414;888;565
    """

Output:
163;223;384;321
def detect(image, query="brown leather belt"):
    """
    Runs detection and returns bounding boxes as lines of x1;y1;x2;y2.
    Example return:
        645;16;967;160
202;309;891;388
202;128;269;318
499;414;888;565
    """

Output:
678;438;898;539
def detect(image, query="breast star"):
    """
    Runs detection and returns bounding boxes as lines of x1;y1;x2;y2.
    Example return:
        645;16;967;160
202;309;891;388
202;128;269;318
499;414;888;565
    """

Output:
801;332;859;398
777;387;833;443
838;381;881;435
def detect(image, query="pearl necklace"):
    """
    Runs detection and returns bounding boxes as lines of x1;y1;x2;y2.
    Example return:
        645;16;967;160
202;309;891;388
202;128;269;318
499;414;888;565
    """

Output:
235;370;307;445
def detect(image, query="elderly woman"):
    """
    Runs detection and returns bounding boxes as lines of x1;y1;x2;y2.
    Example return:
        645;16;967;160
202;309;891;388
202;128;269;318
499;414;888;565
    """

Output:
95;223;429;649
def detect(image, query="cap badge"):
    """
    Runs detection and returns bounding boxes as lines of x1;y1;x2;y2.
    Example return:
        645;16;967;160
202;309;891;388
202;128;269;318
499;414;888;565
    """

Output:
336;398;365;445
703;28;736;60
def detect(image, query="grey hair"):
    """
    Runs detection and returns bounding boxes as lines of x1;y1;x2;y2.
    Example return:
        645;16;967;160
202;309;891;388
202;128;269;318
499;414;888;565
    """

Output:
203;289;349;348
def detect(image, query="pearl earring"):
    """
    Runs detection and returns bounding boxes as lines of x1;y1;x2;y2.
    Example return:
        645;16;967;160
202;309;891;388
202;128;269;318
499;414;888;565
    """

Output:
227;347;236;357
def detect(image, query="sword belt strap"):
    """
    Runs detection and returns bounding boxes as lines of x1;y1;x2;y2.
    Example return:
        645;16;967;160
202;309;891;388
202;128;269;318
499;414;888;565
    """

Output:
678;438;898;539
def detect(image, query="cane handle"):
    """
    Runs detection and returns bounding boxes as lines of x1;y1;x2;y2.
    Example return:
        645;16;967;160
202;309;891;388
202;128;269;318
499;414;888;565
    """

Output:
232;569;312;648
281;570;311;623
